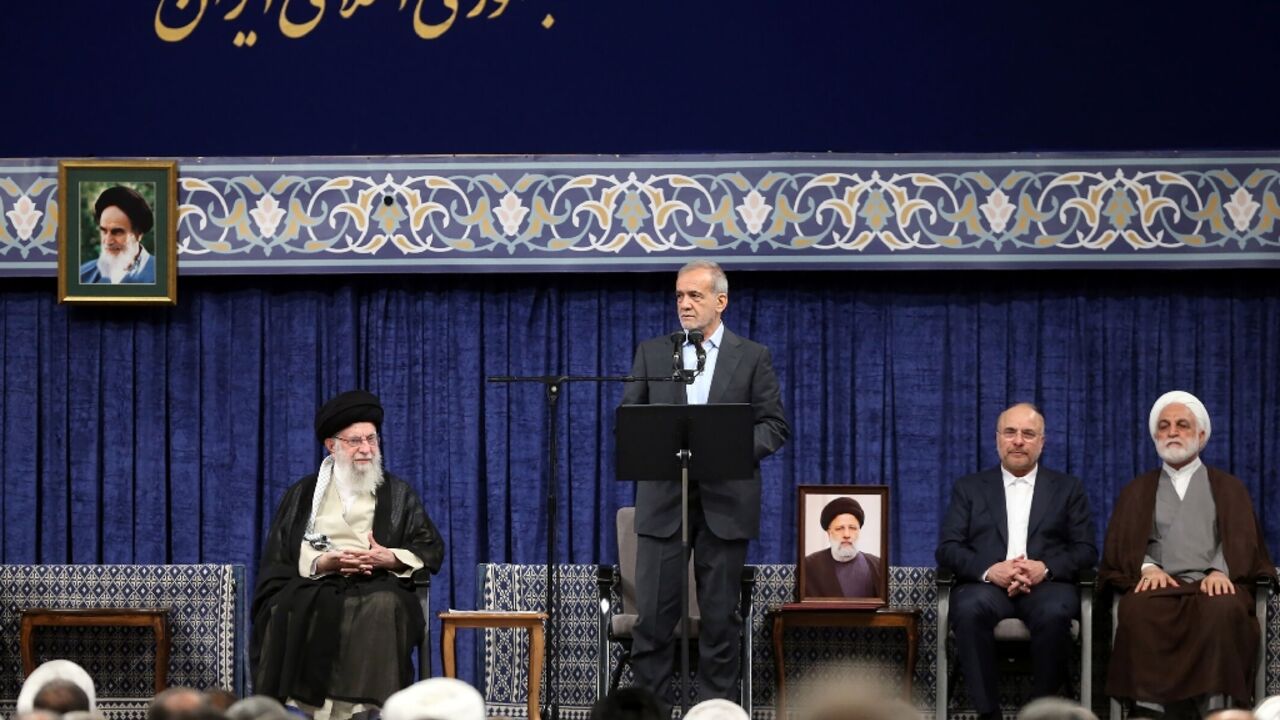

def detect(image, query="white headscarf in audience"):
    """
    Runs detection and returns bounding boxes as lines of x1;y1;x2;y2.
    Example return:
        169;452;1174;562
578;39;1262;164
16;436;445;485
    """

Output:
381;677;485;720
16;659;97;714
1255;695;1280;720
684;698;751;720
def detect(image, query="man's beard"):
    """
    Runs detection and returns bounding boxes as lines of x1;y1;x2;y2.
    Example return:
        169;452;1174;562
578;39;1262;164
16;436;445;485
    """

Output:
830;541;858;562
96;236;140;284
333;449;384;495
1156;438;1199;467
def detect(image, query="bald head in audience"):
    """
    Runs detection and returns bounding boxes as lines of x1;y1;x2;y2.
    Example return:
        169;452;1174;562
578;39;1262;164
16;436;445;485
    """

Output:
226;695;291;720
148;687;220;720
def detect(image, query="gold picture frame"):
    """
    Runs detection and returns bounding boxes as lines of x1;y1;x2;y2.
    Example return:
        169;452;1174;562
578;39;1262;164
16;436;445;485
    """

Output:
796;484;890;608
57;159;178;305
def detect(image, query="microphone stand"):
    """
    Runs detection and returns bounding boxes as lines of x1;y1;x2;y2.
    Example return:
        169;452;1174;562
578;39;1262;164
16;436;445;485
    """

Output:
488;367;694;720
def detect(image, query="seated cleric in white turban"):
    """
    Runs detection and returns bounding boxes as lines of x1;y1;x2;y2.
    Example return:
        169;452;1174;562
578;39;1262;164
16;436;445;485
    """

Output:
1100;391;1275;716
250;390;444;720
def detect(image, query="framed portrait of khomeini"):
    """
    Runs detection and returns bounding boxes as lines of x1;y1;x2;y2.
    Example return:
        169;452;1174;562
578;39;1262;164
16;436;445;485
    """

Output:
57;160;177;305
796;484;889;608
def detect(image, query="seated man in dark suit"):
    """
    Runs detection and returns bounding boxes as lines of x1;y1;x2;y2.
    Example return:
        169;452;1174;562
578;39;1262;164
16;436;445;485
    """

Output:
936;403;1097;720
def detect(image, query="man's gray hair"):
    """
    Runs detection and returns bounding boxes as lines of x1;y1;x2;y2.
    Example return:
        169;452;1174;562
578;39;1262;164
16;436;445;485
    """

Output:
1016;697;1099;720
678;260;729;294
226;696;291;720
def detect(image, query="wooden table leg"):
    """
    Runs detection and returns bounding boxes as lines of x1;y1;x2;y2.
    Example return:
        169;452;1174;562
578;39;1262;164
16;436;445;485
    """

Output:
772;613;787;720
153;615;170;693
527;624;544;720
904;619;917;698
20;616;35;677
441;620;458;678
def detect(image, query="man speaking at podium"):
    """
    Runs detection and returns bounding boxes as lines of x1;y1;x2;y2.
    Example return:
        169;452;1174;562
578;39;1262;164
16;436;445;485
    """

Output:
620;260;790;707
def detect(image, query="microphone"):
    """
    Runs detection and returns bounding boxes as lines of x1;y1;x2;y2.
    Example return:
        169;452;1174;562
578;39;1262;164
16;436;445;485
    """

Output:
688;329;706;373
670;331;685;375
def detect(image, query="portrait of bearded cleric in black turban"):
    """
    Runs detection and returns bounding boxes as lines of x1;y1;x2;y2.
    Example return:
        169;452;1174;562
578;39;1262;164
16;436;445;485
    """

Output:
797;485;889;606
58;160;177;305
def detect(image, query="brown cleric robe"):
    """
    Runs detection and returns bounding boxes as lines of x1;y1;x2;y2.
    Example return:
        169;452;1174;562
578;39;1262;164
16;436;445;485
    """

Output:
1099;466;1275;706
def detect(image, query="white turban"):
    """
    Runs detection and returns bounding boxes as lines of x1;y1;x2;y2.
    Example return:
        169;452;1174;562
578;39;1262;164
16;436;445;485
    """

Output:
381;678;485;720
16;659;96;714
1148;390;1211;447
684;698;751;720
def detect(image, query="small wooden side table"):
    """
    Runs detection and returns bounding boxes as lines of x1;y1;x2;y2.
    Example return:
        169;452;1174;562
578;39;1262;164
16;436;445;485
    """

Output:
770;604;920;718
438;610;547;719
20;608;170;694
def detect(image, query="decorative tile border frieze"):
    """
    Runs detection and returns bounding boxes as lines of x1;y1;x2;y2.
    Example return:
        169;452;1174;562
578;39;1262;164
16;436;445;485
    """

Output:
2;154;1278;275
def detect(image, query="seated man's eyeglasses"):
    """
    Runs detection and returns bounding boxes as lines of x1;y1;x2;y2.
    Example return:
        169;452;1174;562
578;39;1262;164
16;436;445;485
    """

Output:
334;433;380;448
1000;428;1041;441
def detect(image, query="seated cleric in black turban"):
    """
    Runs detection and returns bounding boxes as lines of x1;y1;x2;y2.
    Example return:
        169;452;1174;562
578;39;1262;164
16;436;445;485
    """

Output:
252;390;443;720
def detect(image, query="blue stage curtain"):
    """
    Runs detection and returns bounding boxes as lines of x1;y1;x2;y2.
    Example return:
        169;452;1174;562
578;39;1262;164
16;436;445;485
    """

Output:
2;270;1277;678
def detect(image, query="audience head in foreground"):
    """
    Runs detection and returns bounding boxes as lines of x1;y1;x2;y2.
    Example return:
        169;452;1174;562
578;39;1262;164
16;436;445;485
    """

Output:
1256;696;1280;720
16;660;97;715
1016;697;1099;720
33;679;91;715
381;677;486;720
588;687;665;720
225;695;291;720
148;686;216;720
683;698;750;720
798;672;922;720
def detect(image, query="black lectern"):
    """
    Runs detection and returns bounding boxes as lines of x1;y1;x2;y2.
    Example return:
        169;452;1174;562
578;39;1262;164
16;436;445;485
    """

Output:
615;402;754;712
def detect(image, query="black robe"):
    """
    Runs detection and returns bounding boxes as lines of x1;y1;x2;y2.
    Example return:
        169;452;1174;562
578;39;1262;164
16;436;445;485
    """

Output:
250;471;444;706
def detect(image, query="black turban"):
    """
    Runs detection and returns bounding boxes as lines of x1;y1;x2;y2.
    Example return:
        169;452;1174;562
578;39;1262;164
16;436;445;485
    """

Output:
315;390;383;442
94;185;154;236
820;496;864;530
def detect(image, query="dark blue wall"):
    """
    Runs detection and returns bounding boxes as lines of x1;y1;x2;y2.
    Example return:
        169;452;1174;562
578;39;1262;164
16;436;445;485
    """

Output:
5;1;1280;158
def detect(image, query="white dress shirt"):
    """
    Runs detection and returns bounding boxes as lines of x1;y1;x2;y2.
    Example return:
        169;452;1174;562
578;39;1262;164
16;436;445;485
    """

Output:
1161;456;1203;500
681;323;724;406
1001;464;1038;560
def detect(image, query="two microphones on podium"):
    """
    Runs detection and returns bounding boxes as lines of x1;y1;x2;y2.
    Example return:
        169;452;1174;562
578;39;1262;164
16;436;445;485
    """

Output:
670;329;706;383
